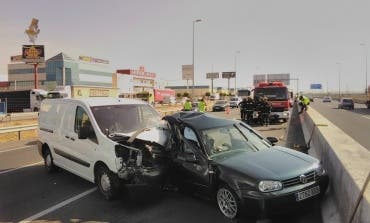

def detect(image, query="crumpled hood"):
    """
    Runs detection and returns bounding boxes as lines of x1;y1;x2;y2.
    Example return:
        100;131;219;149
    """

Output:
213;146;318;181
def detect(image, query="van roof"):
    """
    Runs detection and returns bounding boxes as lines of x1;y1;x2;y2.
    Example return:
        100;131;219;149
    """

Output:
46;97;148;107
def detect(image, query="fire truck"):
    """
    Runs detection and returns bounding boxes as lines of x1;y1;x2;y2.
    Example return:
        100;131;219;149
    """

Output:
253;82;291;122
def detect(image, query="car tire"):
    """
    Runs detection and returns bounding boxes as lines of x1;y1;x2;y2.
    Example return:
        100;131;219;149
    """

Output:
96;165;120;200
43;148;57;173
216;185;241;220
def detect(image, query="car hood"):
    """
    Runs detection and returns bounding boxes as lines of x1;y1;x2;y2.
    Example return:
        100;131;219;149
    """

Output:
213;146;318;181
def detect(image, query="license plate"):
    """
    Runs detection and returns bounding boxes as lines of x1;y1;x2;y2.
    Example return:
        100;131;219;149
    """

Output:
296;186;320;201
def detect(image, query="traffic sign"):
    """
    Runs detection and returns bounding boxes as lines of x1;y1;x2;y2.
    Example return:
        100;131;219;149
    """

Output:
182;65;194;80
206;72;219;79
222;72;236;79
310;84;322;89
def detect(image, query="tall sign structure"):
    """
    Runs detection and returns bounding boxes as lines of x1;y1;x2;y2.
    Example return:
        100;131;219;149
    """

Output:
23;18;44;89
206;72;219;93
222;72;236;94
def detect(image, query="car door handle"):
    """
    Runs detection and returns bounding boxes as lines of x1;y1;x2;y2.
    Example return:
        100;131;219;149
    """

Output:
65;135;70;139
70;137;75;141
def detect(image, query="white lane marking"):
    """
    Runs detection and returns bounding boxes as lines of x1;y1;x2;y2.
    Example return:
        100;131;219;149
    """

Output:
19;187;97;223
0;161;43;175
0;145;34;154
362;115;370;120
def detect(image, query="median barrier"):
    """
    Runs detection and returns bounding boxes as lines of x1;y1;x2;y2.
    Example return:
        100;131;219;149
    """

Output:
300;107;370;223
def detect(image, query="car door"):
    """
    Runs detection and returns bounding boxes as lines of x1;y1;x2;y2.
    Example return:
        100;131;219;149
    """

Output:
59;105;98;181
172;125;211;193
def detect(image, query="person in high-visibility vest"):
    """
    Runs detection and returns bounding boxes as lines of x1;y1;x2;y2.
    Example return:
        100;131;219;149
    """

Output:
184;99;192;111
198;99;207;112
299;95;310;113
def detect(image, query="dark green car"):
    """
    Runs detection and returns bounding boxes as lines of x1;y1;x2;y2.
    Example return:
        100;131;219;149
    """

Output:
164;112;329;219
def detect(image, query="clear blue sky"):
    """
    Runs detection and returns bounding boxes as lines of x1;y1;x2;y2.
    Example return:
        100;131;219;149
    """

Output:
1;0;370;93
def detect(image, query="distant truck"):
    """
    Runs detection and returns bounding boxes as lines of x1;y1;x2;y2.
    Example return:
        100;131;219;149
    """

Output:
237;89;251;98
253;82;291;122
366;86;370;109
153;88;176;104
47;85;118;99
0;89;48;113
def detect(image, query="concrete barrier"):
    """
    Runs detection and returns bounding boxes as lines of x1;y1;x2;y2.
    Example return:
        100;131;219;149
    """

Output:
300;107;370;223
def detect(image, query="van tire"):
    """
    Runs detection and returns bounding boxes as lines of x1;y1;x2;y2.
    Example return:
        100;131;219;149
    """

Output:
96;165;120;200
43;149;57;173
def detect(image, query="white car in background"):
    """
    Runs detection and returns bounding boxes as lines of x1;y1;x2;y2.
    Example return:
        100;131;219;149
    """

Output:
322;96;332;102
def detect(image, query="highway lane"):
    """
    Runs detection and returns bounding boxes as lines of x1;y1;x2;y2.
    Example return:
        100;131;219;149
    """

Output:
310;100;370;150
0;110;322;223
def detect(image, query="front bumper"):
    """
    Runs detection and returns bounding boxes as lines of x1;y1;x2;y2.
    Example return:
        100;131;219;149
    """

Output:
238;175;329;217
269;111;290;120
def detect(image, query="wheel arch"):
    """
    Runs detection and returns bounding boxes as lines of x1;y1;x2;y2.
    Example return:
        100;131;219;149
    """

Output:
93;161;109;183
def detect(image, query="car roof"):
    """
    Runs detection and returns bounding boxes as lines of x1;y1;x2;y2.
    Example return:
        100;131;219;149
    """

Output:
166;112;236;130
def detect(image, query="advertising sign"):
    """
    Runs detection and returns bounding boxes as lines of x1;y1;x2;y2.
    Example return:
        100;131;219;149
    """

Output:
206;72;219;79
22;45;44;63
79;56;109;64
310;84;322;89
267;73;290;85
222;72;236;79
10;55;23;63
182;65;194;80
253;74;266;86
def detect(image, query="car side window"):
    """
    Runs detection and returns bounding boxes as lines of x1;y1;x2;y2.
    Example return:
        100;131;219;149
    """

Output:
183;126;199;152
74;106;98;144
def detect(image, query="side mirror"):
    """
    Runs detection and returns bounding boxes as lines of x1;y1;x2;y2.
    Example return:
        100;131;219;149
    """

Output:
185;152;198;163
78;125;93;139
266;137;279;145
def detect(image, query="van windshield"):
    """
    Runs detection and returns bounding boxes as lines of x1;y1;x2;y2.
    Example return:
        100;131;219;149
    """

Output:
91;104;161;134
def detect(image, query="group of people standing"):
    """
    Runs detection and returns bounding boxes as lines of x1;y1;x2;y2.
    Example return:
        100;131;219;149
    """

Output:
183;98;207;112
238;96;272;126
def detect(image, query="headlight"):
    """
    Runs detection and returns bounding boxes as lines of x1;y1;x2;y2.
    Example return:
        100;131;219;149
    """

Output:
258;181;282;192
315;164;326;176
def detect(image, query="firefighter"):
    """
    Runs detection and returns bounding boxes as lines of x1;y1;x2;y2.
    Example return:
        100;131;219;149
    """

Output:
238;98;248;120
259;97;271;126
244;97;254;124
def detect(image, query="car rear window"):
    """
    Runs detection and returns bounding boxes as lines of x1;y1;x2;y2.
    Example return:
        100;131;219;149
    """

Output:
343;99;353;103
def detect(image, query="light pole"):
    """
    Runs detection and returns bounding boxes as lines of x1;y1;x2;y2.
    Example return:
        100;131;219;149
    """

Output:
192;19;202;97
234;51;240;95
360;43;368;95
336;62;342;98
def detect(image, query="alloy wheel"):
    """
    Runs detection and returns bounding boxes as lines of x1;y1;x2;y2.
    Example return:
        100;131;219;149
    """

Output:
217;187;238;219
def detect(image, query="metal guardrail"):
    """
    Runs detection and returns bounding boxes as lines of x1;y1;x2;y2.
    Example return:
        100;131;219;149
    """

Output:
0;124;38;140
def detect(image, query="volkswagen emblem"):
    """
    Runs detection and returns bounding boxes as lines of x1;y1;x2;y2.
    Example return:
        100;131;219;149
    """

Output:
300;174;307;184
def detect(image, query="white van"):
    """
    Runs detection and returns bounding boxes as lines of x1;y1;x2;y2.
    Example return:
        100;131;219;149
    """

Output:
38;98;170;200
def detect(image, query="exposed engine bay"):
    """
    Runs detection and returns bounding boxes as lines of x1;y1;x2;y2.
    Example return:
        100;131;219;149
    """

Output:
112;125;171;186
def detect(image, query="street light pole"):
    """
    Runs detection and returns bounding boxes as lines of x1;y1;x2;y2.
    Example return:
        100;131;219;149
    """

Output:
192;19;202;97
336;62;341;98
360;43;368;95
234;51;240;95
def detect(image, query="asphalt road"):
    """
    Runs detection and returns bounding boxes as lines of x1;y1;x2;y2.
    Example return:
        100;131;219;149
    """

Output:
310;99;370;150
0;109;322;223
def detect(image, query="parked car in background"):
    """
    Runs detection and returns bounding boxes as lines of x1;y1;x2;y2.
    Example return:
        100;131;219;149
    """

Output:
338;98;354;110
212;100;229;112
322;96;332;103
229;96;242;108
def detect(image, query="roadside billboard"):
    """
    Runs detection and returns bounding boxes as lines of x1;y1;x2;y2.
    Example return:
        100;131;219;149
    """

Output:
206;72;219;79
79;56;109;64
182;65;194;80
267;73;290;85
222;72;236;79
253;74;266;86
22;45;44;63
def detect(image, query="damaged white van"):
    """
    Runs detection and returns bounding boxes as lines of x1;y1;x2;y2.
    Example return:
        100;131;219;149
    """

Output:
38;98;170;200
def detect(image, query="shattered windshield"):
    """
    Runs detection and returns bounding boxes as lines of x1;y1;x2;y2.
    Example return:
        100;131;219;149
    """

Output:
201;123;271;158
91;104;161;135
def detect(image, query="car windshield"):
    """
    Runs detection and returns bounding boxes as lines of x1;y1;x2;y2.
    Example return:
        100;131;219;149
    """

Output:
230;98;239;101
91;104;161;135
255;88;288;101
200;123;271;158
